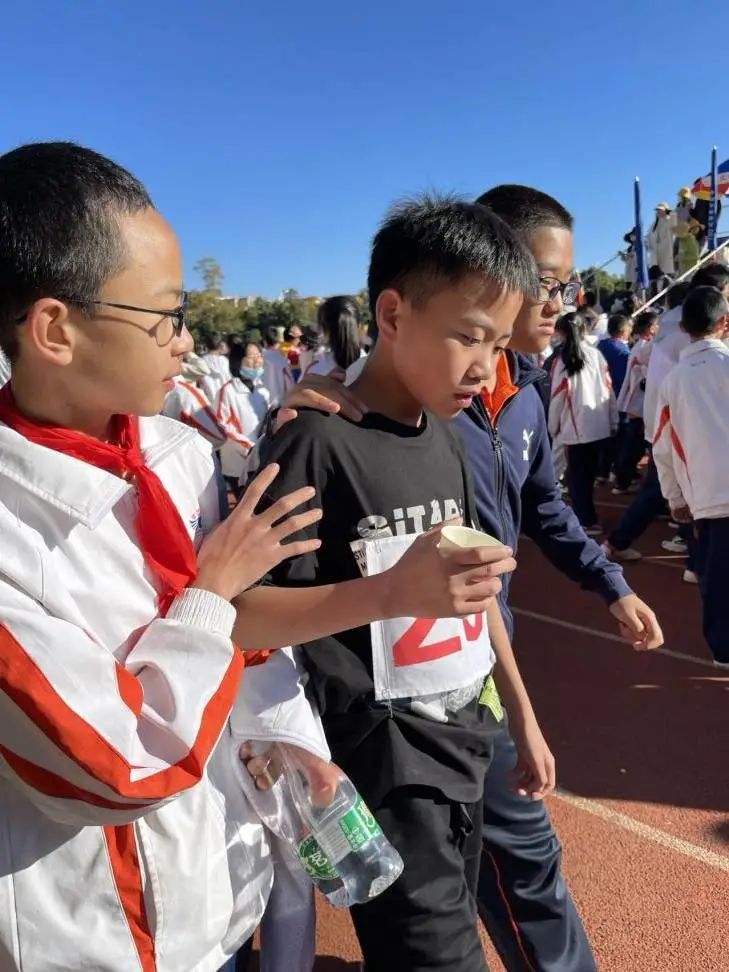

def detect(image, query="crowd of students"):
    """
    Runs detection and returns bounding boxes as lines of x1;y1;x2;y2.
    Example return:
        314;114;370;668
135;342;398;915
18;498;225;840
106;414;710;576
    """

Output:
1;138;722;972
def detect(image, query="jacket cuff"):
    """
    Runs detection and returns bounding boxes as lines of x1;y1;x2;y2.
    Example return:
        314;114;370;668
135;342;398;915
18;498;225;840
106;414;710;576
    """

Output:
591;570;633;606
167;587;236;637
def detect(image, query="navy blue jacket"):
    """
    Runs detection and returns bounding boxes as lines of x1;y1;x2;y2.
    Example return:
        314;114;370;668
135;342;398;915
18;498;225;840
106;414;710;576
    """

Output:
455;352;632;636
597;337;630;395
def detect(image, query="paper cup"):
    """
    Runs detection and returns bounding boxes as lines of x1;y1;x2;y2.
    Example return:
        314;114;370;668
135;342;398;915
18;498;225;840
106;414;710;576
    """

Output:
438;525;502;552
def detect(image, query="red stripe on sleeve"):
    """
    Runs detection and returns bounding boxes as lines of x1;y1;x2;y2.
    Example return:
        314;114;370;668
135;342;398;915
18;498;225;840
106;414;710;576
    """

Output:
0;745;149;810
0;624;244;801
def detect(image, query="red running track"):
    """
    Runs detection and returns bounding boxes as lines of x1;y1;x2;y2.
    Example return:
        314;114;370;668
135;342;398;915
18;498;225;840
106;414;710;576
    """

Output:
251;486;729;971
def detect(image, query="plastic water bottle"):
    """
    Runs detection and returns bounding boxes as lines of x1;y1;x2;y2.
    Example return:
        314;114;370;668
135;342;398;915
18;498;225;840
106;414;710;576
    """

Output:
268;745;404;907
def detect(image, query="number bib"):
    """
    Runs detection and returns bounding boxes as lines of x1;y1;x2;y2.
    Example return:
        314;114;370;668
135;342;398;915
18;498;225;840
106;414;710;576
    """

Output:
360;534;495;703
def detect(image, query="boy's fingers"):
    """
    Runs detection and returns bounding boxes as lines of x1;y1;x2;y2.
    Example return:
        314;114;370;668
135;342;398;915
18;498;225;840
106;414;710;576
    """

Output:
273;407;299;433
276;538;322;561
256;485;317;528
296;389;342;414
270;508;323;544
237;463;280;515
443;545;514;568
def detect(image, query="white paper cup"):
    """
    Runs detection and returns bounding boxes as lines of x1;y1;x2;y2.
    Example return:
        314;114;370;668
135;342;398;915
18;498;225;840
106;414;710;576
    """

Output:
438;525;503;552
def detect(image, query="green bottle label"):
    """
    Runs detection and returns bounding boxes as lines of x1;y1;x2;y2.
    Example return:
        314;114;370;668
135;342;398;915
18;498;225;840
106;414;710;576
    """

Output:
338;796;383;852
297;834;339;880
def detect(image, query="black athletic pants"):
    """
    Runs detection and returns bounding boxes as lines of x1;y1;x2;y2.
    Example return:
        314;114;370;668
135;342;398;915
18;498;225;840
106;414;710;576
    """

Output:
696;517;729;664
350;786;488;972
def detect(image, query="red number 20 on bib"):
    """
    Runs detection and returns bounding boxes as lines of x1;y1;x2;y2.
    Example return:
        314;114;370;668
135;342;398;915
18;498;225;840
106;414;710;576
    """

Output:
364;534;495;703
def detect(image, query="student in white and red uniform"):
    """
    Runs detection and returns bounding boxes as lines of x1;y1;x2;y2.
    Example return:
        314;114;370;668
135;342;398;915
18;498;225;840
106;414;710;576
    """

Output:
654;286;729;669
201;331;231;402
163;352;227;449
216;341;270;497
0;141;336;972
261;326;294;407
612;309;659;494
549;311;618;533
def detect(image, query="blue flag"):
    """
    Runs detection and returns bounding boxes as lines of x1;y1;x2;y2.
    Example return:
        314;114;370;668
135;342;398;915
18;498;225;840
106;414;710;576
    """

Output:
708;146;719;251
634;178;649;290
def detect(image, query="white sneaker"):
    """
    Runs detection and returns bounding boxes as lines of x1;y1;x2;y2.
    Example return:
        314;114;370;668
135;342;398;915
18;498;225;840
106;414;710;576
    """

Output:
601;541;642;562
585;524;603;537
662;537;688;554
683;569;699;585
611;483;640;495
713;660;729;670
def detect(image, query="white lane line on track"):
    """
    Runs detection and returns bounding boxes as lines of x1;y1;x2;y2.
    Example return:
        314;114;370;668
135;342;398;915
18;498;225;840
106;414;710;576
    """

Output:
552;788;729;873
511;607;717;670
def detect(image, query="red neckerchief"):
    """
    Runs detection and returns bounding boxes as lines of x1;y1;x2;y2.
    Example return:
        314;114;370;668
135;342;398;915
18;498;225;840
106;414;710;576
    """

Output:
0;383;197;614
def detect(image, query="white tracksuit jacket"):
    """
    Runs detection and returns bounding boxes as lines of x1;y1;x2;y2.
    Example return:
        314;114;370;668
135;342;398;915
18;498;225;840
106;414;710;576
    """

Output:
548;342;619;446
0;413;328;972
616;338;652;419
162;377;227;450
215;379;271;482
653;338;729;520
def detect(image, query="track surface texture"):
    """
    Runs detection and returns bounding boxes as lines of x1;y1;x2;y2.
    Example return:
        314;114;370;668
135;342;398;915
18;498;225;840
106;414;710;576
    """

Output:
251;484;729;971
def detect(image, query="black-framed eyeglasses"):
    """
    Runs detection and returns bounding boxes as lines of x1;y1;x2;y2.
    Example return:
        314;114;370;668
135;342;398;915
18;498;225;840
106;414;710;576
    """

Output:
15;293;190;337
538;277;581;306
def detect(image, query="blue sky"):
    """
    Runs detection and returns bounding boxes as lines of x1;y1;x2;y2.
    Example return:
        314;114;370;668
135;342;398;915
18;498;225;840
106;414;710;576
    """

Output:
2;1;724;296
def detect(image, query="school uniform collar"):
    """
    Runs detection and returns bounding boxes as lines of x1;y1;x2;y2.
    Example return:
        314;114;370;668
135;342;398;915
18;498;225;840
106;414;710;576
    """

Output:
0;414;196;529
679;338;729;360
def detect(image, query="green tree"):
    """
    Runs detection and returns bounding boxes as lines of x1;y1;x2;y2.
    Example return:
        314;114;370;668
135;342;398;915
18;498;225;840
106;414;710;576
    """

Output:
578;267;625;308
194;257;224;296
187;258;246;347
354;287;373;333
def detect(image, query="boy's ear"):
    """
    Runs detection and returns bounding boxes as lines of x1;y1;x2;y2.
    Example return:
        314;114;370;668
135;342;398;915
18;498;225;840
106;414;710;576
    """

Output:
23;299;76;366
375;289;403;342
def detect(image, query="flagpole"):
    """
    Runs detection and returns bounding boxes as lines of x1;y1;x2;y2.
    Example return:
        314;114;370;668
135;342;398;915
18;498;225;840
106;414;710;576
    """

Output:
709;145;719;251
634;177;649;295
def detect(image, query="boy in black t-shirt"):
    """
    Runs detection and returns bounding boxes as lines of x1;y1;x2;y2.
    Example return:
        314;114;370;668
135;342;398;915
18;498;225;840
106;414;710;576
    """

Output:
260;196;555;972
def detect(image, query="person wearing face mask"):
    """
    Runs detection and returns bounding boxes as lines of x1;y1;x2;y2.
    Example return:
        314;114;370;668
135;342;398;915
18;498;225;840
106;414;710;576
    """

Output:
216;341;270;497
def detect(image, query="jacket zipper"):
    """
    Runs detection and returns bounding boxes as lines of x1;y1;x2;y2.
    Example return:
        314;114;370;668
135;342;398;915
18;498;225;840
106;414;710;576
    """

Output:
474;359;543;545
473;395;510;545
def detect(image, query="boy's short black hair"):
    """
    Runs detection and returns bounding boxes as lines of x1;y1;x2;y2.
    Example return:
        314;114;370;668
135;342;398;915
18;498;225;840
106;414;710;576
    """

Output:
0;141;153;361
474;185;573;238
206;331;226;351
667;281;691;310
691;263;729;293
608;313;631;338
681;286;728;338
633;309;659;337
367;193;538;319
264;324;280;347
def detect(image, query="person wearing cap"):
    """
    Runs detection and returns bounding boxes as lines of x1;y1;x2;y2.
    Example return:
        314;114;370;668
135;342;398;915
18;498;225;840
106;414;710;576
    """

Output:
675;187;693;226
646;202;675;278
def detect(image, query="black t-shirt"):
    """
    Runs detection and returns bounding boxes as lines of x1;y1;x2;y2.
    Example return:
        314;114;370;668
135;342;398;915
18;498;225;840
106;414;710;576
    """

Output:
259;408;497;806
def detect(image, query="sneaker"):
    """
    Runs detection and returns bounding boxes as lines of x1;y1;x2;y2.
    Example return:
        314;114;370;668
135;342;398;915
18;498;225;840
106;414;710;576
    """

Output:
668;521;679;530
611;483;640;495
683;569;699;585
713;660;729;671
662;537;688;554
595;477;607;486
601;541;642;562
584;524;603;537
